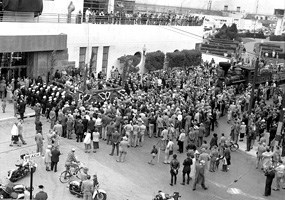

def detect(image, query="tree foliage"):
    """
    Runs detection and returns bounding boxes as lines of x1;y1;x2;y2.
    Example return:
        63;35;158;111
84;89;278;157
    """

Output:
167;51;185;69
166;49;201;69
215;23;239;40
145;51;165;71
181;49;202;67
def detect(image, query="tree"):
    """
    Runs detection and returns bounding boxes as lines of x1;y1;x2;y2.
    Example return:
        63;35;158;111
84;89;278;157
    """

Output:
145;51;165;71
227;23;238;40
166;51;185;69
181;50;202;67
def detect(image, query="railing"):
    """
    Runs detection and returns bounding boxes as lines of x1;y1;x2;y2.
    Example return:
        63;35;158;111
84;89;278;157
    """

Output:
0;11;204;26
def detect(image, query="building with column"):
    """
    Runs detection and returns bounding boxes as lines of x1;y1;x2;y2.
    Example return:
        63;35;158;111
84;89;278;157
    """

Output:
0;0;203;81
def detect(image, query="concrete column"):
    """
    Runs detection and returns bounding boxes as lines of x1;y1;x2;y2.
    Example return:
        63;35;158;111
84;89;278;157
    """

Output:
97;46;103;76
275;17;284;36
108;0;115;13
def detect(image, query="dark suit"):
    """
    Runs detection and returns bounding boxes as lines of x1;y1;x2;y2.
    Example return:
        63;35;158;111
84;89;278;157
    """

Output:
18;101;26;120
182;157;192;184
75;122;84;142
51;148;61;172
110;131;120;156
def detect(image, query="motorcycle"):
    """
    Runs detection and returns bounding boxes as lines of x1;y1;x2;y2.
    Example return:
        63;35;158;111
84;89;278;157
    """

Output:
7;155;37;183
153;191;181;200
0;183;30;199
69;177;107;200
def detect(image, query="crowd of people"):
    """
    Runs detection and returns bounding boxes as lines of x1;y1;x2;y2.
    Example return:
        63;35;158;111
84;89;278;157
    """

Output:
1;57;285;197
76;9;205;26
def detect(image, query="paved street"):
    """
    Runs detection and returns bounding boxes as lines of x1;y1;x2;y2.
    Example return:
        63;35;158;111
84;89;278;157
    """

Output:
0;108;284;200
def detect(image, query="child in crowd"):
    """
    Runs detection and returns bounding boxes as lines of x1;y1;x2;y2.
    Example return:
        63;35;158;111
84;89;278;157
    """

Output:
2;99;6;113
148;145;158;165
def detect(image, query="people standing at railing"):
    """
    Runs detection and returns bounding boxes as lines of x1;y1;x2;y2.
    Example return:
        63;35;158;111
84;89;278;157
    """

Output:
85;8;91;23
76;10;82;24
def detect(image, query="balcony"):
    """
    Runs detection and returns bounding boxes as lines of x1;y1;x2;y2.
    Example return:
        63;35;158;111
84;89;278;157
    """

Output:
0;11;204;26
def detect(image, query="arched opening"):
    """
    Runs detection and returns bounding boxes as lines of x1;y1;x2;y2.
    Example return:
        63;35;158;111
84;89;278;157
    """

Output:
134;51;142;59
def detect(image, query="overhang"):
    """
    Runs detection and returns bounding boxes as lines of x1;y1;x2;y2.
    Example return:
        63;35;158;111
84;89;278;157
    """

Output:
0;34;67;52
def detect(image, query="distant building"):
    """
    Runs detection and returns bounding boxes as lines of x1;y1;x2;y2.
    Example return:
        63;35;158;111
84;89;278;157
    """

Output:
135;0;285;16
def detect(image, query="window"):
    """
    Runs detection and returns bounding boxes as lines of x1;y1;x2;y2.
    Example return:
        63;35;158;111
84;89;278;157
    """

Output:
90;47;98;74
237;7;241;12
79;47;87;69
224;5;228;11
102;46;109;75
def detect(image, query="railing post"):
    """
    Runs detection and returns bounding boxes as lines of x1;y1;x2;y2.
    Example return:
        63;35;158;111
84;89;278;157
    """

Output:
58;14;60;23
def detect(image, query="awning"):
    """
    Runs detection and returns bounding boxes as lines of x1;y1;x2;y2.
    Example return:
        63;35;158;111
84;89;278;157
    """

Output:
0;34;67;52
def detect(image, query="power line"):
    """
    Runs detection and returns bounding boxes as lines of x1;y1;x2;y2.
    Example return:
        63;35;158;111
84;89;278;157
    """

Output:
168;26;203;39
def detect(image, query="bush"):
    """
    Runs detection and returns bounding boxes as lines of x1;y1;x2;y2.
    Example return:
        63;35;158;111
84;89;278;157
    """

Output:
238;32;266;39
166;51;185;69
269;35;285;41
181;50;201;67
215;23;240;40
145;51;165;71
166;49;201;69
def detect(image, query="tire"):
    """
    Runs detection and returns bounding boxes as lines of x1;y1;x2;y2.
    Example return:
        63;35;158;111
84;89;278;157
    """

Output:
230;143;239;152
95;192;107;200
75;167;84;179
59;171;72;183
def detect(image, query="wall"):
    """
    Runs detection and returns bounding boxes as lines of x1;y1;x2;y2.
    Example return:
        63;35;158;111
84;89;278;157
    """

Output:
135;0;285;15
202;14;263;30
0;23;203;78
202;53;230;63
43;0;84;14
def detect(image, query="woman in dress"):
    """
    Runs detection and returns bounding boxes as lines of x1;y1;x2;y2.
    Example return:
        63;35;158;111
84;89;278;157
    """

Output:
6;83;13;103
44;145;52;171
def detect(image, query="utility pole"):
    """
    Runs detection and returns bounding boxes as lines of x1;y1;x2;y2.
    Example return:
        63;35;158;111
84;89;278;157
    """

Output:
253;0;260;38
248;57;259;115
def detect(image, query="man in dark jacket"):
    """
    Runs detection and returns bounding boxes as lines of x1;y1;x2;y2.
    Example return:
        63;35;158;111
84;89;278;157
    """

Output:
18;100;26;120
181;152;193;185
35;120;43;134
51;146;61;172
34;185;48;200
170;154;180;186
109;130;121;156
76;119;84;142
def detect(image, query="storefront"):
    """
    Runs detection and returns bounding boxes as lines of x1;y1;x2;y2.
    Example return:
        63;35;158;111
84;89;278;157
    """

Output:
0;34;68;81
0;52;29;80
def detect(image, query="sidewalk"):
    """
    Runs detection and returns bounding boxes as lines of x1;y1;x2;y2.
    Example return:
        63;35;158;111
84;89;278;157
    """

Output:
0;101;35;122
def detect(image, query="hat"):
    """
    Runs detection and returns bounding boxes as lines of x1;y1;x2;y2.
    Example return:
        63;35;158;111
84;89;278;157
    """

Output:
122;136;128;141
38;185;44;189
71;148;76;152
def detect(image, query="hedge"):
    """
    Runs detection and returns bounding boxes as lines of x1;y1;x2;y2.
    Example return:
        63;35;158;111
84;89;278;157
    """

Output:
269;35;285;41
167;51;185;69
145;51;165;71
181;50;201;67
238;32;266;39
166;50;201;69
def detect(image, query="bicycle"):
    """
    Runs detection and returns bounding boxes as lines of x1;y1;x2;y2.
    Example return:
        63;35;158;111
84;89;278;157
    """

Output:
228;141;239;152
59;162;85;183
